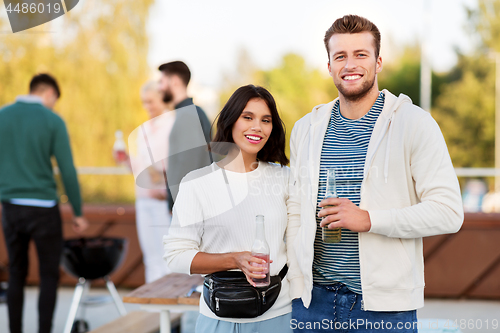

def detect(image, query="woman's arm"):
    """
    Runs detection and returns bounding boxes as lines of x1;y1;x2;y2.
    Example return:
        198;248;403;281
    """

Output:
191;252;268;287
164;178;268;286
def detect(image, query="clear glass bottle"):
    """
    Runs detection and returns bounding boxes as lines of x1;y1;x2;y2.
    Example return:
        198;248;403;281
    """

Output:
251;215;270;287
113;130;127;165
322;168;342;243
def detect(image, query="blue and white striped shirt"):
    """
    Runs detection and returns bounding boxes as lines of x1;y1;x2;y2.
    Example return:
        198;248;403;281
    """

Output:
312;92;385;294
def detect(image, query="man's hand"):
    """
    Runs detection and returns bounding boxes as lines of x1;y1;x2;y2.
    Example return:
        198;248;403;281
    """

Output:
72;216;89;234
318;197;371;232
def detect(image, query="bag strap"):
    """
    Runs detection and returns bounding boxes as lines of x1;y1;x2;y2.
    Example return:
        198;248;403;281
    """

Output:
279;265;288;280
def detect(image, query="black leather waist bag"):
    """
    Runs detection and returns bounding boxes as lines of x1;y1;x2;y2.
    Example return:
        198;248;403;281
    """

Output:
203;265;288;318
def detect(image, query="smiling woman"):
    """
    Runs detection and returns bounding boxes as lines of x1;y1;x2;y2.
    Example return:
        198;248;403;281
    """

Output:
164;84;292;333
210;84;289;170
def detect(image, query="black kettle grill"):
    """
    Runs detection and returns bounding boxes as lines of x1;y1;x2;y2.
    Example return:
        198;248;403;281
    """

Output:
61;237;128;333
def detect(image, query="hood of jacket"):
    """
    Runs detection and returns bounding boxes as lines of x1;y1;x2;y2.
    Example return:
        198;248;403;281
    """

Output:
308;89;413;183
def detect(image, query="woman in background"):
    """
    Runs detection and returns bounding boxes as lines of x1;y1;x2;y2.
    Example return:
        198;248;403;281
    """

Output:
115;81;175;283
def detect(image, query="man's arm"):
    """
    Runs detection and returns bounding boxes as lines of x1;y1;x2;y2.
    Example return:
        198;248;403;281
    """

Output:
286;124;305;299
52;117;82;217
52;117;88;233
195;105;212;143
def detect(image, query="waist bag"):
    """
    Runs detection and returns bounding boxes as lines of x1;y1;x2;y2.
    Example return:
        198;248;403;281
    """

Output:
203;265;288;318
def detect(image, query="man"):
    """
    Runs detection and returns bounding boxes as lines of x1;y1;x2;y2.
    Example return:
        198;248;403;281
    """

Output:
158;61;213;212
287;15;463;332
0;73;88;333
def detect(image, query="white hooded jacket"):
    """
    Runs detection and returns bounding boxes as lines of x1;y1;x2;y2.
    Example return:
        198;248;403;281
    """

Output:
286;89;464;311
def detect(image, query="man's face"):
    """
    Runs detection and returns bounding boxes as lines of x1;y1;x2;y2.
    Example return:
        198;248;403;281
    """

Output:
327;32;382;102
158;73;174;103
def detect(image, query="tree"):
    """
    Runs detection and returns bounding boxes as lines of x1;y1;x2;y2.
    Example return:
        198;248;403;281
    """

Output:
431;0;499;168
432;54;495;167
0;0;154;203
378;43;450;108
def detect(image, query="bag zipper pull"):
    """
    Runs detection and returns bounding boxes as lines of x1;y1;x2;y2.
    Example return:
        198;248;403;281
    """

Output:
209;279;213;290
262;291;266;304
215;297;220;311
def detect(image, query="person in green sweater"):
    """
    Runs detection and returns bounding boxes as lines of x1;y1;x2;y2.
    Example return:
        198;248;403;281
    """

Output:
0;73;88;333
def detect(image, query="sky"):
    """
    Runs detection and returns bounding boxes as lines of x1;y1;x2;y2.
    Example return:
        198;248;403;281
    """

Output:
147;0;479;89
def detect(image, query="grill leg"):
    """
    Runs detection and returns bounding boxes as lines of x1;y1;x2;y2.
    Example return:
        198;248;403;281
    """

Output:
104;276;127;316
63;277;87;333
78;281;91;323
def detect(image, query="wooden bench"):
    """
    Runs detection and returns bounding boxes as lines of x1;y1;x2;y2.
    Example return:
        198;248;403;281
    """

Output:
88;310;182;333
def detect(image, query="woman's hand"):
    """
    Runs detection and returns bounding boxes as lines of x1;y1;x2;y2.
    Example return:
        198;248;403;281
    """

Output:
190;252;273;286
232;251;272;287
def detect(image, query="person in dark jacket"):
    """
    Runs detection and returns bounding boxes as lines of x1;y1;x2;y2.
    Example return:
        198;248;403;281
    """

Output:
158;61;213;212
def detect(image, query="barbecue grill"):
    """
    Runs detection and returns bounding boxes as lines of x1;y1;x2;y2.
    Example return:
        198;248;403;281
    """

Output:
61;237;128;333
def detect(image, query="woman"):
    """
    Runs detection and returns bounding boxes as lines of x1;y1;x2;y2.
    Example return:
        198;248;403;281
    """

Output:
116;80;175;283
164;85;292;332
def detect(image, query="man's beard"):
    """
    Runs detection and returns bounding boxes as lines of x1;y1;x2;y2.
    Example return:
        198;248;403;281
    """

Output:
336;75;376;102
162;89;173;103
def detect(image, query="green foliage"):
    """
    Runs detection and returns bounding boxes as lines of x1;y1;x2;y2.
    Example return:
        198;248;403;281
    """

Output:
378;43;450;108
432;55;495;168
471;0;500;52
378;44;422;105
0;0;154;203
431;0;499;168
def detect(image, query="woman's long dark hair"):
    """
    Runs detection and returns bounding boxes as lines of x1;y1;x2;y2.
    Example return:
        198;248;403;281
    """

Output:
210;84;288;166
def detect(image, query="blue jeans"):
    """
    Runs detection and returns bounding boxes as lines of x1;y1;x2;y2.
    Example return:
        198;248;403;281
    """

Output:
291;284;418;332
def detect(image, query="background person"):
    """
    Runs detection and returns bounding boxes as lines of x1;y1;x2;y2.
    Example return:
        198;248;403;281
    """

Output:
158;61;213;212
164;85;292;333
116;81;175;283
0;73;88;333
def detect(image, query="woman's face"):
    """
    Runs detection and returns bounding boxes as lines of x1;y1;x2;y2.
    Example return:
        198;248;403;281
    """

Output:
231;98;273;159
141;90;165;119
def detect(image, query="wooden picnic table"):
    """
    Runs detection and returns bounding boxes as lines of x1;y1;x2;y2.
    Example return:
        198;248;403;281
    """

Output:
123;273;203;333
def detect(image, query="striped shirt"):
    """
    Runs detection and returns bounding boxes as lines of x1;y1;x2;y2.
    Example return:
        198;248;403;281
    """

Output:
312;92;385;293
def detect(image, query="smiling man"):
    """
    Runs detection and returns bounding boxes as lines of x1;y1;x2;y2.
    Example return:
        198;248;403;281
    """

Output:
286;15;464;332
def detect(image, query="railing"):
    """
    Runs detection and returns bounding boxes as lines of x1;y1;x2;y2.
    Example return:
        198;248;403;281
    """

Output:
424;213;500;299
455;168;500;177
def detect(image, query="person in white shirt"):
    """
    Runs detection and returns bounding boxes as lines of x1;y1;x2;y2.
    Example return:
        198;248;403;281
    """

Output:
115;81;175;283
164;85;292;333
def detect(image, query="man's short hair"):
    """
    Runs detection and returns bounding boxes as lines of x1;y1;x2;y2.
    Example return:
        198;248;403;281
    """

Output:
158;61;191;87
29;73;61;98
324;15;381;60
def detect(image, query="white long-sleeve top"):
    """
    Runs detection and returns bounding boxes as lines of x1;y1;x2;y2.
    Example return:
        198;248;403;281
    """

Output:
163;161;291;323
